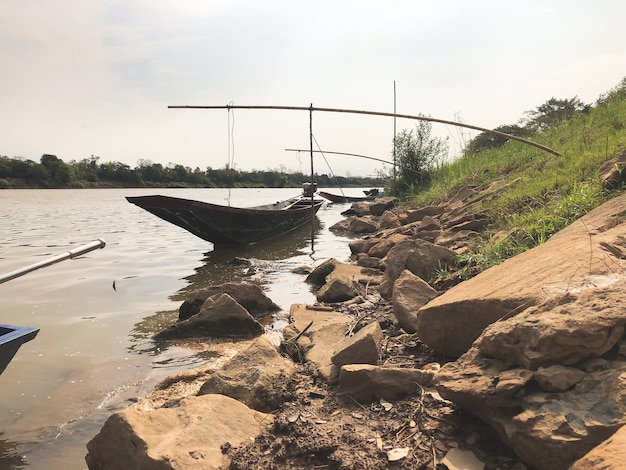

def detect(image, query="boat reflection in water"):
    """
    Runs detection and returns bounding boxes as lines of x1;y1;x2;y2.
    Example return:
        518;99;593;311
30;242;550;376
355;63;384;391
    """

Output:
127;215;322;357
178;215;322;298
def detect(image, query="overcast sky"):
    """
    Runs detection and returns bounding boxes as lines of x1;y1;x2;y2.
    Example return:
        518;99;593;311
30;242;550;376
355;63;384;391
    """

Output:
1;1;624;177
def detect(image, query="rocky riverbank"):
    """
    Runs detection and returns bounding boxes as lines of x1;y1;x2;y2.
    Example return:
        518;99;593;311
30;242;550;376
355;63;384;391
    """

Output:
85;167;626;469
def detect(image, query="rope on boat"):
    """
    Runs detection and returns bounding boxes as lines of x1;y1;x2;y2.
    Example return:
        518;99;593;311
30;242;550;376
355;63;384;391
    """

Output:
311;135;346;197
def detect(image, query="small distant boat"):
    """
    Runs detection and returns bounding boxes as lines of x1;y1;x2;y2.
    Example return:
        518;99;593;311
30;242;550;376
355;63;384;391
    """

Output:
126;191;324;245
318;188;381;204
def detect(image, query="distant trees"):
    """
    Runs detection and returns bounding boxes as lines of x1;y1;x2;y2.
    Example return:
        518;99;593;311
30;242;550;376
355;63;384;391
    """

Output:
0;154;383;189
523;96;590;132
70;155;100;182
464;96;591;155
40;154;74;185
464;124;533;155
596;77;626;107
0;157;40;180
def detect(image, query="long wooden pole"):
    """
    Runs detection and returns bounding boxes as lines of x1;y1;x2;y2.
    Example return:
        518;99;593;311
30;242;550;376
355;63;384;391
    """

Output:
309;104;314;189
308;104;316;252
0;239;106;284
169;104;560;156
285;148;422;175
286;148;395;168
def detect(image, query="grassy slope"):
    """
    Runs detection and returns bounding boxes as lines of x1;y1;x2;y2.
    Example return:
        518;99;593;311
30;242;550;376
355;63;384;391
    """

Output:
410;79;626;281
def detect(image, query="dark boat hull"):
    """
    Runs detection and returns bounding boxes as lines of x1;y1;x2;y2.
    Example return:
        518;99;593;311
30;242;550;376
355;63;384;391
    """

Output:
126;195;324;245
318;191;374;203
0;324;39;375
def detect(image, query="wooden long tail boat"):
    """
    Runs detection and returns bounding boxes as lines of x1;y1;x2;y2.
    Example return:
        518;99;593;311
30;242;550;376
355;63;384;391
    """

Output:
317;192;369;203
126;194;324;245
318;188;381;203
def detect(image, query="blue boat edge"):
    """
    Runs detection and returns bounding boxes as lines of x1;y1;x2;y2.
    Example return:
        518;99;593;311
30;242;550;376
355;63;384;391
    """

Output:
0;324;39;375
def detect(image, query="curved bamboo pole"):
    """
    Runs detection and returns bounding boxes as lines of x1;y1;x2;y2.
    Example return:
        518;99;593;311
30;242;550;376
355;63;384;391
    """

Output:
168;104;560;156
285;148;396;169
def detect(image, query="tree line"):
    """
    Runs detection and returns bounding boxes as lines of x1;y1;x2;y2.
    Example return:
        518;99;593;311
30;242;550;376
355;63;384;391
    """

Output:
0;154;383;189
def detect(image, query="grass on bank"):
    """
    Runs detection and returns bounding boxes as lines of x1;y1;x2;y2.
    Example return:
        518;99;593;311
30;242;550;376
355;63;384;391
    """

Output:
405;79;626;284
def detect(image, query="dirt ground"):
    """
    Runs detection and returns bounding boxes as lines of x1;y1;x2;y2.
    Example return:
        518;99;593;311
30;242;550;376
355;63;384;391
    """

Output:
226;302;529;470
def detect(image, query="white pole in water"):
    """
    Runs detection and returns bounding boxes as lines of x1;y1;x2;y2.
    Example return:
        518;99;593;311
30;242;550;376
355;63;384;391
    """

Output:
0;239;106;284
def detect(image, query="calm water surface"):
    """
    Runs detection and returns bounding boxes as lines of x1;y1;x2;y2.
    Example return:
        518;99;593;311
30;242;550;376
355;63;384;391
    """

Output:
0;187;365;469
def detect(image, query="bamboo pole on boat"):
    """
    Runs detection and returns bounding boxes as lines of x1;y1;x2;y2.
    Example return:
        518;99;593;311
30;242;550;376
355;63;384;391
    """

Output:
309;104;315;198
169;104;561;157
308;104;316;252
0;239;106;284
285;148;424;175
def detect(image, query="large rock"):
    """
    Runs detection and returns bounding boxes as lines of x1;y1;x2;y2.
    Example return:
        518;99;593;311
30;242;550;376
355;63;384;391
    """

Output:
446;216;490;232
329;218;351;232
419;215;442;231
338;364;436;403
571;424;626;469
347;217;378;234
305;258;341;286
198;337;296;412
391;270;438;333
156;293;263;339
314;262;381;303
405;205;445;223
435;230;478;250
377;210;401;229
534;365;586;392
434;280;626;470
348;238;378;255
355;255;381;269
369;197;398;216
475;292;626;369
367;233;407;259
599;151;626;189
341;202;371;217
85;394;272;470
416;193;626;358
379;239;455;299
331;321;382;368
179;283;279;321
289;304;351;382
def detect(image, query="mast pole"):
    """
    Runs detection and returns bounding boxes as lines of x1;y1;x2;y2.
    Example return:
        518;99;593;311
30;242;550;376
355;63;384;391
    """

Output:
168;104;561;157
308;104;316;251
393;81;397;181
309;103;314;188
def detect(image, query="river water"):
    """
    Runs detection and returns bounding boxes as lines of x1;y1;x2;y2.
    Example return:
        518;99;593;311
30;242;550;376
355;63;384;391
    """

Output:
0;187;366;469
